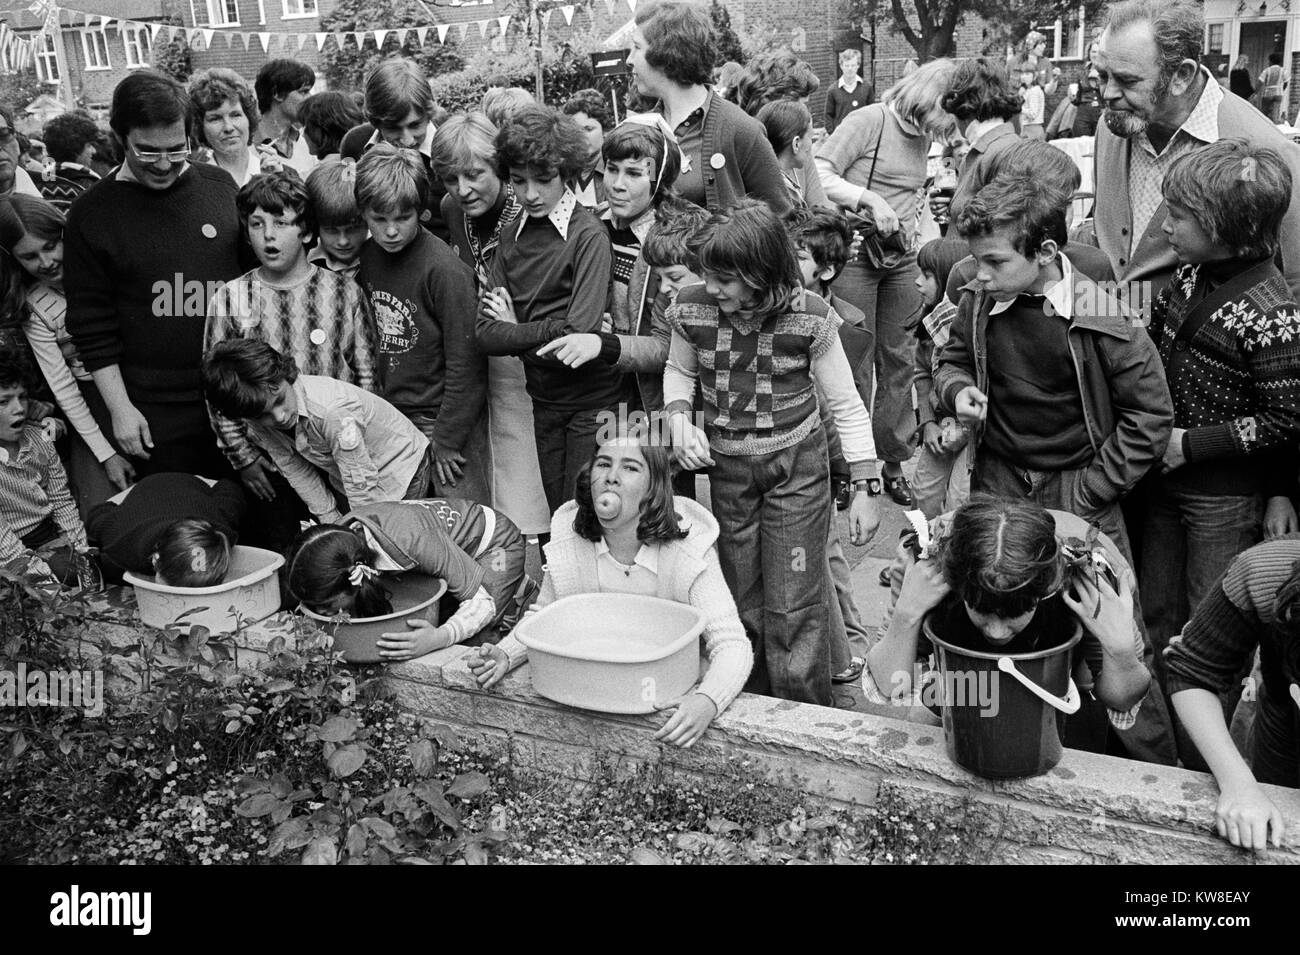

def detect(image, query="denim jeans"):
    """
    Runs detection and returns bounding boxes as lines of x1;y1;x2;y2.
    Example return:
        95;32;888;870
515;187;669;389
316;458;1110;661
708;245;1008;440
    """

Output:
1140;483;1261;769
912;443;971;520
827;510;871;674
710;425;834;706
831;255;922;464
531;404;605;514
406;409;493;506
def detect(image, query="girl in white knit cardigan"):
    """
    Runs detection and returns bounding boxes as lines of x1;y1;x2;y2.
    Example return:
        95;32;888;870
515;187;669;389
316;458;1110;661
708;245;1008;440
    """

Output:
470;433;753;747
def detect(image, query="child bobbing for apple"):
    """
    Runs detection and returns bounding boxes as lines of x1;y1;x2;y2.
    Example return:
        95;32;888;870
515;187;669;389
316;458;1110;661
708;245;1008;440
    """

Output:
469;431;753;748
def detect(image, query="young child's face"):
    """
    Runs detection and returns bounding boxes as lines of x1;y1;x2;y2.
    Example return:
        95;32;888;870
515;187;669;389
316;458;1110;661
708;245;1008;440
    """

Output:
965;602;1037;647
1162;199;1229;266
318;219;368;266
915;268;940;307
363;204;421;254
376;109;431;151
509;165;566;219
247;205;309;276
654;263;701;302
1020;71;1036;88
604;156;655;223
442;160;503;220
589;440;650;529
967;227;1049;302
0;381;26;445
312;590;357;616
252;380;298;431
570;111;605;168
702;269;759;314
11;230;63;285
793;244;831;291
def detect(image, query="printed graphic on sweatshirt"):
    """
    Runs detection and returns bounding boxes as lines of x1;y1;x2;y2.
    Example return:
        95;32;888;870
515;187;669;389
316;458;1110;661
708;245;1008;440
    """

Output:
370;289;419;360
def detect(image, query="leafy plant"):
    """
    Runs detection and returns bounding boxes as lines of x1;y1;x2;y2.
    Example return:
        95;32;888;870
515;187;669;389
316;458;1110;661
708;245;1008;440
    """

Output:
320;0;464;92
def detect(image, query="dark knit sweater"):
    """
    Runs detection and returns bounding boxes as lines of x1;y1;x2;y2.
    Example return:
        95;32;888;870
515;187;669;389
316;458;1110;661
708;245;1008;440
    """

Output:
665;284;839;455
1149;259;1300;496
1165;539;1300;727
983;295;1092;470
824;79;873;135
85;472;245;576
478;205;622;412
64;164;246;405
357;229;485;452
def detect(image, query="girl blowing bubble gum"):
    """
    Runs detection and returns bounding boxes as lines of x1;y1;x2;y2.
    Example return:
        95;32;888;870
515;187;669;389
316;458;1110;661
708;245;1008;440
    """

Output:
470;431;753;748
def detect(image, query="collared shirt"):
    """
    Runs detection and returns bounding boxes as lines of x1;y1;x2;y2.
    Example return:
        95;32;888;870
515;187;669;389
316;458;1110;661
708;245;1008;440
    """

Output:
244;375;429;523
365;121;438;160
965;117;1008;147
594;537;660;596
515;187;579;240
0;424;86;566
838;74;863;93
1129;70;1223;246
659;94;710;206
989;252;1077;321
306;245;361;280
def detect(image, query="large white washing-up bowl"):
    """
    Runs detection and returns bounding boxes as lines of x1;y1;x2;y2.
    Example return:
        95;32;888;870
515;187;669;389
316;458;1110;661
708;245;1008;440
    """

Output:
125;545;284;633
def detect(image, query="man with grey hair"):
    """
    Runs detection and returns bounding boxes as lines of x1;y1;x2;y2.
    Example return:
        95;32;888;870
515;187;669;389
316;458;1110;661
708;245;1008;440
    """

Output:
1093;0;1300;307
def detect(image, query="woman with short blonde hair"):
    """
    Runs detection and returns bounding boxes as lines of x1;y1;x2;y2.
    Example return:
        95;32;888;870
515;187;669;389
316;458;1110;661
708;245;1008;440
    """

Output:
815;58;958;506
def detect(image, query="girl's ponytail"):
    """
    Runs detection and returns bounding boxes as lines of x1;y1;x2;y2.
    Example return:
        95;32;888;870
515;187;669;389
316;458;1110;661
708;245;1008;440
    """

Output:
284;524;392;617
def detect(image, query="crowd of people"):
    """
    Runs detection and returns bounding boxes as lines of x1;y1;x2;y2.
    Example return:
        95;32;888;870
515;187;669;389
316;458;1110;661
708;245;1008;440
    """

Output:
0;0;1297;851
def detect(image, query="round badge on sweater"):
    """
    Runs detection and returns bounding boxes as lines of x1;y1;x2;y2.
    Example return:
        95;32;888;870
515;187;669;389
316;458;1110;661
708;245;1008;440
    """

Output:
709;152;726;170
201;223;217;239
1043;300;1056;317
310;328;327;346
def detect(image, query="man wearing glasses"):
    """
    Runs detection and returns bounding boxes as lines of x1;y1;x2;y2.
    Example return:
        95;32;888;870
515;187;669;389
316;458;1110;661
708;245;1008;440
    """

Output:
63;69;248;481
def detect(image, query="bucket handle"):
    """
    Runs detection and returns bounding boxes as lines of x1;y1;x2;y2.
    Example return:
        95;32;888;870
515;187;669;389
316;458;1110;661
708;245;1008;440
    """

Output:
996;656;1081;715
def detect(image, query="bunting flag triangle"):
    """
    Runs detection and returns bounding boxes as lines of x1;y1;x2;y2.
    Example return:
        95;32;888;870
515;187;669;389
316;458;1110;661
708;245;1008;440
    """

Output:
297;33;309;52
434;24;449;43
540;8;553;28
352;30;366;49
148;23;163;42
335;32;348;49
417;25;430;44
457;21;470;41
475;20;488;39
561;5;575;25
627;0;638;10
373;29;388;49
496;15;510;36
394;28;410;47
241;32;253;51
99;15;112;31
315;32;328;51
223;31;235;48
167;25;179;43
603;0;615;16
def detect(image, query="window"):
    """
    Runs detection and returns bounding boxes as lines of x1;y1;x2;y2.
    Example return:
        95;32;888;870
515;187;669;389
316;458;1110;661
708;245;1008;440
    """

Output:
281;0;318;16
1032;4;1088;62
123;25;153;68
1207;23;1226;54
34;32;59;84
191;0;241;27
80;28;111;70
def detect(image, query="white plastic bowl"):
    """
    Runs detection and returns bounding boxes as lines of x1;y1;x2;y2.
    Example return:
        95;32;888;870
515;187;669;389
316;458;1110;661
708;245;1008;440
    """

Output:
124;545;285;633
513;593;704;714
299;573;447;663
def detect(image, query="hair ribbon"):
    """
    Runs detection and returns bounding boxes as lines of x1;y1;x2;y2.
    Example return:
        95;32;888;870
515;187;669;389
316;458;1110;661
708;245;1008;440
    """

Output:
348;562;379;587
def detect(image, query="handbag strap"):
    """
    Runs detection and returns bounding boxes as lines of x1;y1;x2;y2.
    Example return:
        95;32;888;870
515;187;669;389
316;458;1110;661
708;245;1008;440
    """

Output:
866;111;885;193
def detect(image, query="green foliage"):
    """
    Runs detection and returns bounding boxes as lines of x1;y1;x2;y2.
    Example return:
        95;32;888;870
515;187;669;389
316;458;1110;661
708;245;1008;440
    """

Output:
710;0;746;66
150;16;193;83
320;0;464;93
0;72;48;116
428;28;605;112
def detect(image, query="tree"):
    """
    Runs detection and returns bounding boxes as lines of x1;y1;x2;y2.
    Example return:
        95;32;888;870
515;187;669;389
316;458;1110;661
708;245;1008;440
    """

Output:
151;16;193;83
844;0;1107;62
320;0;463;91
710;0;745;66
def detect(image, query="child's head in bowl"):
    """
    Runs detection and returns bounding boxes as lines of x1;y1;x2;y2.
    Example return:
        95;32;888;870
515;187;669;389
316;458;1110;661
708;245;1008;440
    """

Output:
574;430;687;544
938;496;1062;648
284;524;392;617
151;519;231;587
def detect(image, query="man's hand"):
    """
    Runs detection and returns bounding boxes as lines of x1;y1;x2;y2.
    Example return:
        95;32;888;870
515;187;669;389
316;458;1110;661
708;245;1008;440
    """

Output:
954;385;988;426
1264;495;1299;540
859;191;900;235
430;441;466;488
103;453;135;492
920;420;944;455
536;333;603;368
111;404;153;459
239;458;276;502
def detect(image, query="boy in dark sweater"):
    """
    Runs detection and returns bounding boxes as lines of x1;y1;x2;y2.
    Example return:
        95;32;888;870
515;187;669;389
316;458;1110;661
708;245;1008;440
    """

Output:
64;71;248;481
477;105;621;513
355;143;489;505
938;172;1173;562
1142;140;1300;769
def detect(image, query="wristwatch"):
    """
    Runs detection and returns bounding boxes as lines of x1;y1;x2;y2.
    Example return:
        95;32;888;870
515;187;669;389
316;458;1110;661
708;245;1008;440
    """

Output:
853;478;882;496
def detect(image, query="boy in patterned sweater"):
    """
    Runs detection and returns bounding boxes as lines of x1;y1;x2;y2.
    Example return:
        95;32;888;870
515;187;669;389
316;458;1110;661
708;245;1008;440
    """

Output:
1142;139;1300;769
204;172;379;509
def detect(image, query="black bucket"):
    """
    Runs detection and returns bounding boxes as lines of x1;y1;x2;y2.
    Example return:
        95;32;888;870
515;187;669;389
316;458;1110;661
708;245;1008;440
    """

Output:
924;612;1082;779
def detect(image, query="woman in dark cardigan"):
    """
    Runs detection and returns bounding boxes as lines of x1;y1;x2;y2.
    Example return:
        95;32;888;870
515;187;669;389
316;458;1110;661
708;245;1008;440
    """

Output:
628;1;790;217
